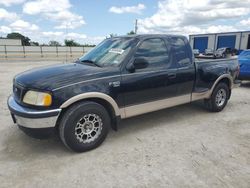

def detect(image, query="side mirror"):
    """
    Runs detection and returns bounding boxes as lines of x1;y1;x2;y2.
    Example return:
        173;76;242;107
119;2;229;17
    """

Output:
134;58;149;69
126;58;149;72
126;62;135;73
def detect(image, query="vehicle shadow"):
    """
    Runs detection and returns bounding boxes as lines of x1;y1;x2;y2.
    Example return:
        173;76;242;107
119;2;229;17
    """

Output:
1;129;72;161
1;100;207;158
115;101;206;136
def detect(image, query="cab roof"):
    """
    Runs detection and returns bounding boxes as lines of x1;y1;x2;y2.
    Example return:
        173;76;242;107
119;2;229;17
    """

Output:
111;34;187;40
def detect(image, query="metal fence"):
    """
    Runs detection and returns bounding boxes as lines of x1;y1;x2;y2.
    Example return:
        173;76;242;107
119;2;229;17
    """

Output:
0;45;94;61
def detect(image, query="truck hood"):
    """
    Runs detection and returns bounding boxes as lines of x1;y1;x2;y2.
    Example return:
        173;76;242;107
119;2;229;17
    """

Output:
14;63;119;91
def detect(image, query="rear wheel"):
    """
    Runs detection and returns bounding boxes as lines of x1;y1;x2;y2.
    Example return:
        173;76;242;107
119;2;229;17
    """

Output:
59;101;110;152
204;82;229;112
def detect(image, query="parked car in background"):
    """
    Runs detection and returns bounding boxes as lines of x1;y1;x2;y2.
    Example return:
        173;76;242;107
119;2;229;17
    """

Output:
193;49;199;57
238;50;250;80
214;47;231;58
231;48;238;56
205;48;214;55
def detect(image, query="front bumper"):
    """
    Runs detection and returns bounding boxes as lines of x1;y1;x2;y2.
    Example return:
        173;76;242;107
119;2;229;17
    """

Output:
8;95;61;129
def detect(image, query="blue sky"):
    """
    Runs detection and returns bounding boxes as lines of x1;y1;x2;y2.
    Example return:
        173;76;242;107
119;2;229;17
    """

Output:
1;0;250;44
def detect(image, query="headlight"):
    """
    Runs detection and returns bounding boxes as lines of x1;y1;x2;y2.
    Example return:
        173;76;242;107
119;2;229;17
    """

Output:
23;91;52;106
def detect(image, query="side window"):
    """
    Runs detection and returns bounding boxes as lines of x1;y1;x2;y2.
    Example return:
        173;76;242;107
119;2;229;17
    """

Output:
135;38;169;67
170;37;191;67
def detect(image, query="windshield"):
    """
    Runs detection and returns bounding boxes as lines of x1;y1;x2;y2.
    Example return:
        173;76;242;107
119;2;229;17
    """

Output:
79;37;138;67
239;51;250;58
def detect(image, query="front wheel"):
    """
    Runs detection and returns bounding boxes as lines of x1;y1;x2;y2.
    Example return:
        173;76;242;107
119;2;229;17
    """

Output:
59;101;110;152
204;82;229;112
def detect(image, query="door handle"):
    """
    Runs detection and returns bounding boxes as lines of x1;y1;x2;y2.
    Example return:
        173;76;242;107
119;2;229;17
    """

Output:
168;73;176;79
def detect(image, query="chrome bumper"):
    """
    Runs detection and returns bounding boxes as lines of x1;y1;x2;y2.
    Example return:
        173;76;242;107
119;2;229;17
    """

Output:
8;96;61;129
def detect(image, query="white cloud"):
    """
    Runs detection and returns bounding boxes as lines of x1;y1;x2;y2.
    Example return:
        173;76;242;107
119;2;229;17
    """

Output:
23;0;85;29
70;35;105;45
41;31;103;44
42;31;64;37
0;0;93;44
0;27;104;45
205;25;237;33
138;0;250;35
240;18;250;26
0;8;19;22
109;3;145;14
23;0;71;15
0;26;12;34
10;20;39;32
39;31;64;43
45;11;85;29
45;11;79;21
54;20;85;29
0;0;26;7
66;33;87;39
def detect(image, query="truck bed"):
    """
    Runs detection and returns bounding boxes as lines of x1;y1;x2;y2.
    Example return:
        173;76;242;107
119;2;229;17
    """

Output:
195;56;238;63
193;56;239;98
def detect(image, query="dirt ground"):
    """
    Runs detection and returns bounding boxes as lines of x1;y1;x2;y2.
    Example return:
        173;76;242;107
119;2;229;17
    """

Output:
0;61;249;188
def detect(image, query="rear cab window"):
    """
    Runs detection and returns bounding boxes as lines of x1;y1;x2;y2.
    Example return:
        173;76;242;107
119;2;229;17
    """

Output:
169;37;192;67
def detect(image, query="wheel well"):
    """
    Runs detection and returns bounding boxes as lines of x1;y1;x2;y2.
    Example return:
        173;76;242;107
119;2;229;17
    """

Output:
217;78;232;99
219;78;231;88
56;98;118;130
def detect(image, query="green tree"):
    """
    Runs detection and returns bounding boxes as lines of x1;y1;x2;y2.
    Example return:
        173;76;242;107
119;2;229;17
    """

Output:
30;41;39;46
49;40;61;46
127;30;135;35
64;39;80;46
83;44;96;47
7;32;31;46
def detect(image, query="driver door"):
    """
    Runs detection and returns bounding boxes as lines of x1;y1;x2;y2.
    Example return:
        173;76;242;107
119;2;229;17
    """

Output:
120;38;178;117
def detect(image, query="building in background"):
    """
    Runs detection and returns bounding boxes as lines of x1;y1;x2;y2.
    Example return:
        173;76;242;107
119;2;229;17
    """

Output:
0;39;22;46
189;31;250;53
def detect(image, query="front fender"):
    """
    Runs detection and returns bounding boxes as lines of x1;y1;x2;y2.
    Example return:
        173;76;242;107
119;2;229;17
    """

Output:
60;92;123;117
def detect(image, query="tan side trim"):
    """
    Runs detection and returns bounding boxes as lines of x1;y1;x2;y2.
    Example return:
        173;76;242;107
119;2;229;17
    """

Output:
191;91;210;101
120;94;191;119
60;92;122;116
191;74;233;101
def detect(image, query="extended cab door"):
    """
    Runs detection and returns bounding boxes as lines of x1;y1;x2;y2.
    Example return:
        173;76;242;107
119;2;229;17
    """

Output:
121;38;179;118
168;37;195;98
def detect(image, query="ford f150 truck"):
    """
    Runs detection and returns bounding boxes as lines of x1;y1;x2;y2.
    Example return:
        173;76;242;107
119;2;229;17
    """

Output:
8;35;240;152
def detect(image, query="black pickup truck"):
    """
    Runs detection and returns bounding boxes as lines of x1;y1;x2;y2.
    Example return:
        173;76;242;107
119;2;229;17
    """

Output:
8;35;240;152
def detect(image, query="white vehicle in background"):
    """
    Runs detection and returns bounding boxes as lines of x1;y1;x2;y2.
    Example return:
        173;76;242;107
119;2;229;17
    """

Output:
205;48;214;55
193;49;199;57
214;47;231;58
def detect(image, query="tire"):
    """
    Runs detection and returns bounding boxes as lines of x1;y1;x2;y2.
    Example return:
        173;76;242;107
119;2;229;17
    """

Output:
59;101;110;152
204;82;229;112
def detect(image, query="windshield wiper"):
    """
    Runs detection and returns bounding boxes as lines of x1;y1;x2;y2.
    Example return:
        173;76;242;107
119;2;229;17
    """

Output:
80;59;102;67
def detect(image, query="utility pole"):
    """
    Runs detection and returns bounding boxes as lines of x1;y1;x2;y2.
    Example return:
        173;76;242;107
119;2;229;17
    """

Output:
65;22;69;63
134;19;138;34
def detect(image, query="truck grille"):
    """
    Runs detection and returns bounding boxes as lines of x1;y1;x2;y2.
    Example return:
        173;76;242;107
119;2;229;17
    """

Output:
13;83;25;103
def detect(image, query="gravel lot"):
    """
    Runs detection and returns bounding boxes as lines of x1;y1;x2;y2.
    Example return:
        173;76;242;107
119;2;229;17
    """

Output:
0;61;250;188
